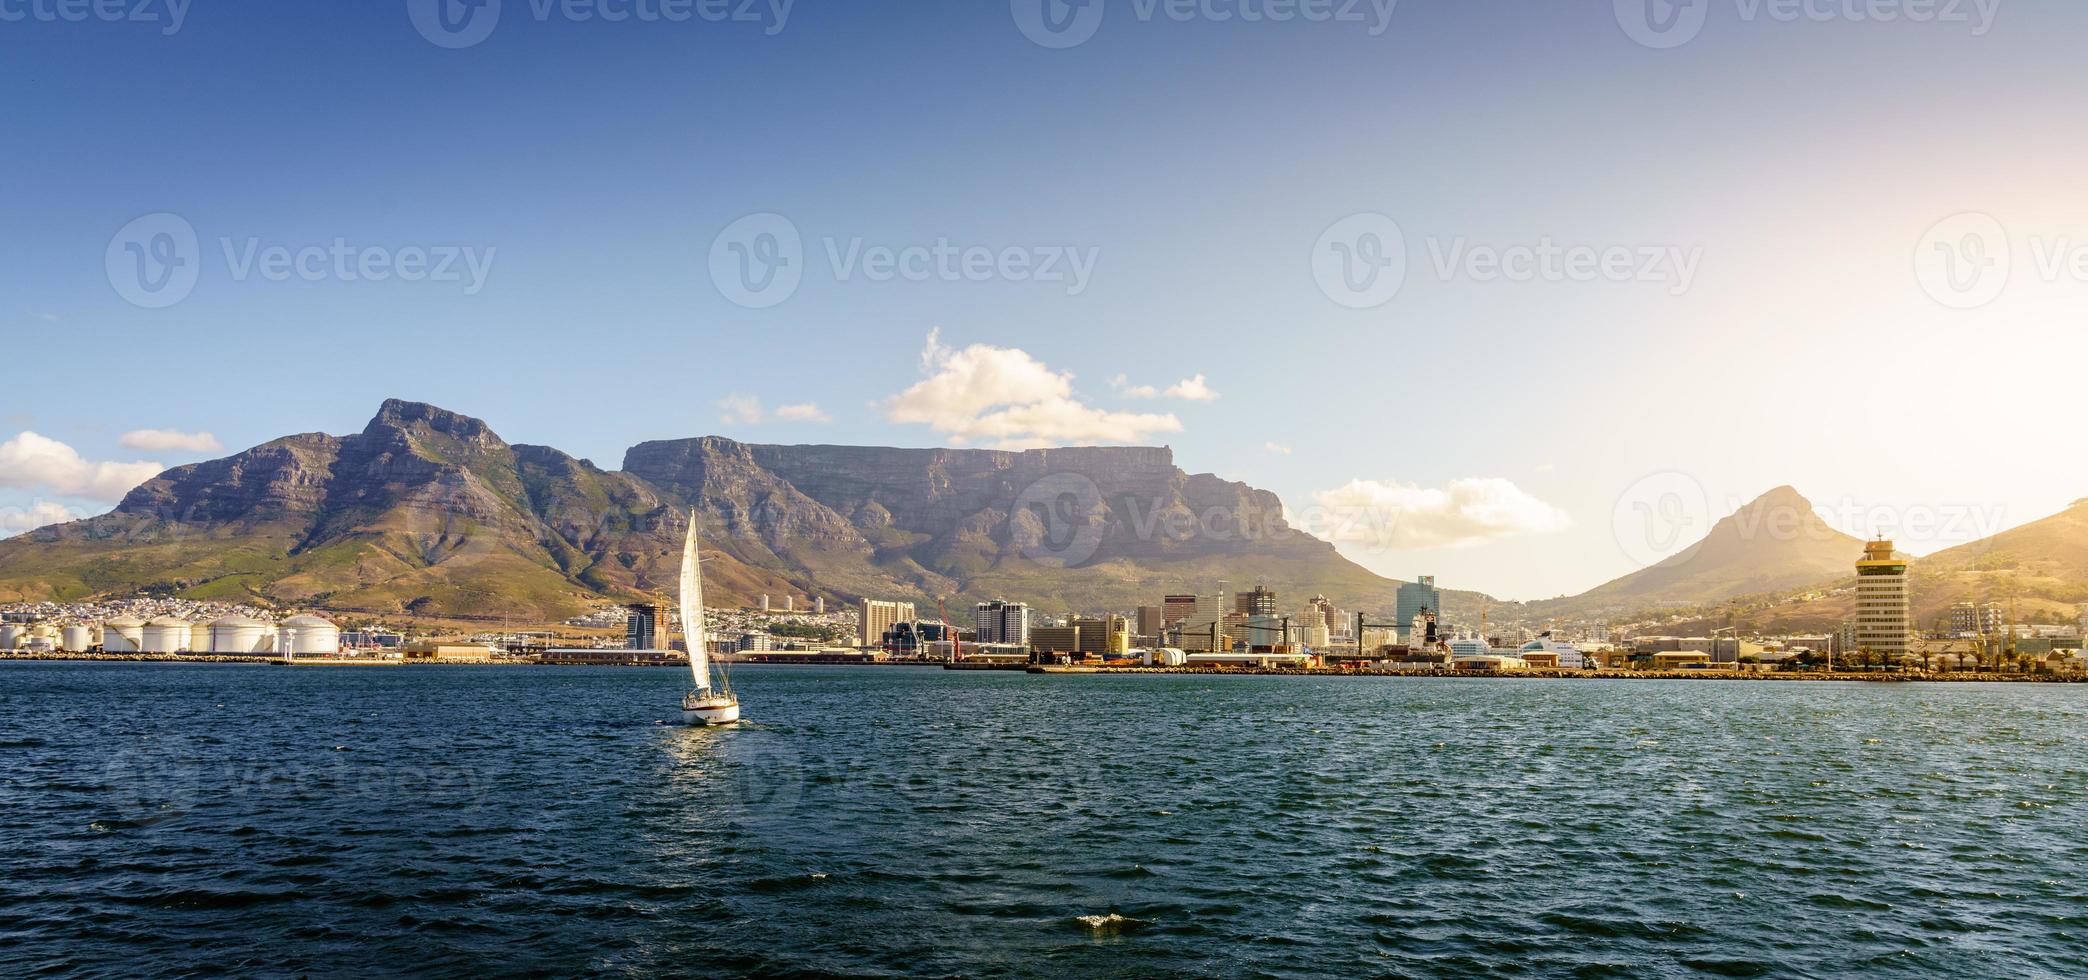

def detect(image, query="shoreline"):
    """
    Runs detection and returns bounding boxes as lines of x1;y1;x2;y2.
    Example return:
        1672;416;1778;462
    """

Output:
3;652;2082;683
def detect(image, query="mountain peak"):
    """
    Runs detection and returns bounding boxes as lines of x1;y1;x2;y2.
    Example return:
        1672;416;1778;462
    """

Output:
365;399;498;443
1742;485;1810;510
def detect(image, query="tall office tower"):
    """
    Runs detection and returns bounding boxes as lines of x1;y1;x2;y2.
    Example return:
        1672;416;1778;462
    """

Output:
625;603;659;650
1855;539;1911;662
1238;585;1277;617
814;597;825;615
974;600;1031;646
1395;576;1441;626
759;594;770;612
1136;605;1166;637
1163;595;1197;626
858;599;917;648
1306;594;1337;632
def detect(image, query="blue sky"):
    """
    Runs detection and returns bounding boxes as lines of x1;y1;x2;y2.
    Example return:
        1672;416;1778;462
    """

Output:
3;0;2083;599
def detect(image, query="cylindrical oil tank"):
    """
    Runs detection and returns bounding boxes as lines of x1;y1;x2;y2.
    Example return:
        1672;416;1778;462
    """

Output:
279;615;340;656
140;617;192;654
208;616;274;654
103;616;146;653
61;625;95;653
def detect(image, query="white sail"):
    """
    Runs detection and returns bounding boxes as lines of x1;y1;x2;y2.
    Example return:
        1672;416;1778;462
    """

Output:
680;509;710;692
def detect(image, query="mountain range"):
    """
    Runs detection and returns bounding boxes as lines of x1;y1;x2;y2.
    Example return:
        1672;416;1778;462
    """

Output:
1534;487;2088;631
0;400;1456;621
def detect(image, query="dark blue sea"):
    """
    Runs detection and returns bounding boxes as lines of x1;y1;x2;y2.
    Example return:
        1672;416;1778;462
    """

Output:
4;663;2086;977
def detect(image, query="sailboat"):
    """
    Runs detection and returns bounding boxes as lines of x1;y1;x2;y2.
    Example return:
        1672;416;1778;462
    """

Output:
678;509;740;726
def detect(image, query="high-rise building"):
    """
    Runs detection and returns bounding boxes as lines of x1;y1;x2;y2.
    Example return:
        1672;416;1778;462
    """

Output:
1238;585;1277;617
858;599;917;648
1162;595;1197;626
758;595;770;612
625;603;659;650
1136;605;1165;637
1305;595;1337;633
975;601;1031;646
1855;539;1911;662
1070;615;1131;655
1949;601;2002;637
1395;576;1441;626
1029;625;1080;654
814;597;825;615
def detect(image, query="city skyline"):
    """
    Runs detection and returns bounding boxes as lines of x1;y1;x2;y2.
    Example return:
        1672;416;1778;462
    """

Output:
6;2;2086;600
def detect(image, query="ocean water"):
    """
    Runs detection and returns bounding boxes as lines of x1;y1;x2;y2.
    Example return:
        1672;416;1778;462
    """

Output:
3;663;2086;978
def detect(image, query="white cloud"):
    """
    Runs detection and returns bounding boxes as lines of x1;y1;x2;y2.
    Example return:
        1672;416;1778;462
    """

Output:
0;432;162;502
119;428;224;454
1264;442;1293;456
0;500;83;537
774;403;832;423
1114;373;1220;402
718;394;765;425
1162;374;1220;402
883;330;1182;449
1304;477;1573;551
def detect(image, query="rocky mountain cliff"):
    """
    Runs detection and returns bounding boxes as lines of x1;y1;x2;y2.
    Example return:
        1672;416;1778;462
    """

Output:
0;400;1415;621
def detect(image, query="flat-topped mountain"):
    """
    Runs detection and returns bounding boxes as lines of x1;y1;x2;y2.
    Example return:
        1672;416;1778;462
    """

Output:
0;400;1428;621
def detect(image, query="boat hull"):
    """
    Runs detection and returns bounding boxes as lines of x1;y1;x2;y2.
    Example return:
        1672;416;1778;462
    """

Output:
681;698;740;726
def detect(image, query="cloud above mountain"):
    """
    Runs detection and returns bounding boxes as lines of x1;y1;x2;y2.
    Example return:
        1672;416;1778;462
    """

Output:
0;432;163;502
0;500;82;537
882;330;1181;449
118;428;224;453
1114;373;1221;402
720;395;830;425
1307;477;1573;550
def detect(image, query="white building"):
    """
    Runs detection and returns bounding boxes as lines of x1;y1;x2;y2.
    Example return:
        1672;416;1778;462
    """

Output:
974;601;1030;646
1855;539;1912;661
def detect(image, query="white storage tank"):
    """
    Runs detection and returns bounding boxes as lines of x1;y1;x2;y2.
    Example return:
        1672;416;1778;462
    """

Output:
61;625;96;653
103;616;146;653
189;623;213;653
0;624;23;650
140;617;192;654
279;615;340;656
208;616;274;654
